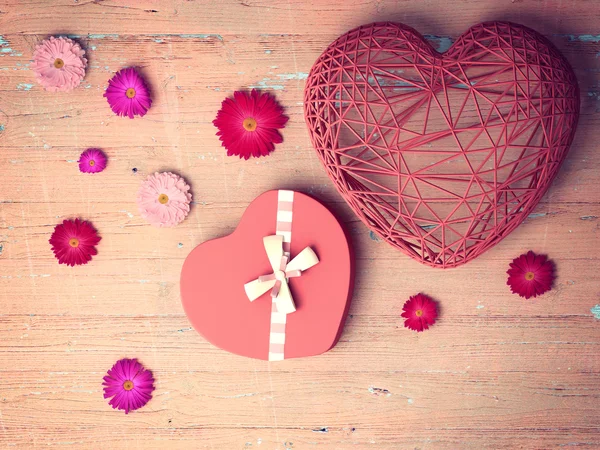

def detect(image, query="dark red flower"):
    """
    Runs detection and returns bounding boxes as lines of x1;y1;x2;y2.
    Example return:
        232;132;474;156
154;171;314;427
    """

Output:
49;219;101;266
213;89;288;159
507;251;554;299
401;293;438;332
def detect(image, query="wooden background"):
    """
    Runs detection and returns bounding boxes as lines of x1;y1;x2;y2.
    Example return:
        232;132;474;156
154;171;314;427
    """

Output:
0;0;599;448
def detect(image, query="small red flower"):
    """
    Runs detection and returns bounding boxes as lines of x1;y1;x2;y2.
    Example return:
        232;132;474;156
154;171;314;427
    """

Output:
213;89;288;159
507;251;554;299
401;293;438;332
49;219;101;266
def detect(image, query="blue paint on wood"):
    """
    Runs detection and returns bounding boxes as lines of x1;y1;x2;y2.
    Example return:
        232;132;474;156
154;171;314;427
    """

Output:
248;79;284;90
16;83;34;91
88;34;119;39
591;305;600;320
556;34;600;42
277;72;308;81
576;34;600;42
424;35;454;52
369;231;381;242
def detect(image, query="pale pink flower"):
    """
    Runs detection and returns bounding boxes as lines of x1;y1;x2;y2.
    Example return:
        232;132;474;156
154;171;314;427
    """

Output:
137;172;192;227
32;36;87;92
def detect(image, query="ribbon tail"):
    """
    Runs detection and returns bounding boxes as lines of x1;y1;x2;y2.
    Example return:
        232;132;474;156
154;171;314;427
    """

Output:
286;247;319;272
244;278;276;302
274;279;296;314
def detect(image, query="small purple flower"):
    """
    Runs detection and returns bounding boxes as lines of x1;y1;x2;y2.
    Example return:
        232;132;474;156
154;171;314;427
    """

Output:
104;67;152;119
103;358;155;414
78;148;107;174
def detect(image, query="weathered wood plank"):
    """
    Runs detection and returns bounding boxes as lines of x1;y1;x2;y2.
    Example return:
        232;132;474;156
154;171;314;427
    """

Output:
0;0;599;448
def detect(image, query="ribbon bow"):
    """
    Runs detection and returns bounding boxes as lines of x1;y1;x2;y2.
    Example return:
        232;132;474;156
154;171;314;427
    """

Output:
244;235;319;314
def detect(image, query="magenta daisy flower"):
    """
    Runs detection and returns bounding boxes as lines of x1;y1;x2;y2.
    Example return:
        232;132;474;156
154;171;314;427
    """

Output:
103;358;155;414
104;68;152;119
31;36;87;92
137;172;192;227
78;148;107;174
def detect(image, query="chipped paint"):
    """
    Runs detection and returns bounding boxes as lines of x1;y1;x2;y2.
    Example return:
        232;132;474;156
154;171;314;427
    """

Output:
368;386;391;396
16;83;34;91
265;50;272;54
276;72;308;81
580;215;598;220
248;79;284;90
0;124;4;132
312;427;328;433
149;33;224;41
181;34;223;41
591;305;600;320
88;34;119;39
177;243;183;248
424;35;454;53
369;231;381;242
573;34;600;42
527;211;558;219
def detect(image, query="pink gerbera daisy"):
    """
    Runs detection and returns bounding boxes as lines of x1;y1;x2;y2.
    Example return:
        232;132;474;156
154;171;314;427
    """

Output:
213;89;288;159
78;148;107;174
49;219;101;266
104;67;152;119
137;172;192;227
31;36;87;92
401;293;438;332
103;358;155;414
507;251;554;299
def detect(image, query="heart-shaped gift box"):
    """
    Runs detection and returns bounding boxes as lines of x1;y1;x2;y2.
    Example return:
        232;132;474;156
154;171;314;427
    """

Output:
304;21;579;268
180;190;354;361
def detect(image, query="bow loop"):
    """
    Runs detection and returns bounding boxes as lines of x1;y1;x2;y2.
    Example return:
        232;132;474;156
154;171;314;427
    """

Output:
244;235;319;315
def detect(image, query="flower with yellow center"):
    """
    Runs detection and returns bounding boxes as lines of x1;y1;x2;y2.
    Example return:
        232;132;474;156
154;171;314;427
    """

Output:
525;271;535;280
158;194;169;205
415;309;423;317
243;117;257;132
69;238;79;248
53;58;64;69
122;380;134;391
126;88;136;99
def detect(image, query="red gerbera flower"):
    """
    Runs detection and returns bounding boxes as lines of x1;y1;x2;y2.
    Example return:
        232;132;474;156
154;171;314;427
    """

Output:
213;89;288;159
507;251;554;299
401;293;438;332
49;219;101;266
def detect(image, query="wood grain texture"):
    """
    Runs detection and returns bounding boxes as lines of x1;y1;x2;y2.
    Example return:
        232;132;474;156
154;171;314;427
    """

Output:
0;0;599;448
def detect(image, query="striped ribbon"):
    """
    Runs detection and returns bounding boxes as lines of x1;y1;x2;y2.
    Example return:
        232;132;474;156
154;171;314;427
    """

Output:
268;190;295;361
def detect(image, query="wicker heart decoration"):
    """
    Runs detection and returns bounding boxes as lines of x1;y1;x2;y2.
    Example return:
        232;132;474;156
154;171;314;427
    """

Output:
304;22;579;268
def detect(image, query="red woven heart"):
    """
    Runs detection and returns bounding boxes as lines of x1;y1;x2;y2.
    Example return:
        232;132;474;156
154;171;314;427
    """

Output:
304;22;579;268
